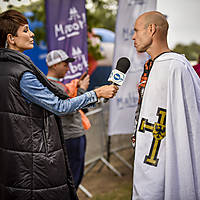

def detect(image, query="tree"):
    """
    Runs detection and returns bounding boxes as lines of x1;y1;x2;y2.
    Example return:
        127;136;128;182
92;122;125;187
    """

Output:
3;0;200;62
86;0;118;32
10;0;118;61
173;42;200;61
9;0;45;43
9;0;118;43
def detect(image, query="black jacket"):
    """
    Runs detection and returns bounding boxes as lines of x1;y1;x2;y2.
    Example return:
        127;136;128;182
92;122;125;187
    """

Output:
0;49;78;200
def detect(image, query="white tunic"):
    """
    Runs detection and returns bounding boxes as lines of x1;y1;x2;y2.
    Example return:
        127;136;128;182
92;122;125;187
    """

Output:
132;52;200;200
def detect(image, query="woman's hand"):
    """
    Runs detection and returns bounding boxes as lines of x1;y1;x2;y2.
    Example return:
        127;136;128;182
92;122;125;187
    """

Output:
94;85;119;99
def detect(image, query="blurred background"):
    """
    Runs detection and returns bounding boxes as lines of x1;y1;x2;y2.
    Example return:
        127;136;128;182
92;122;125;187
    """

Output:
0;1;199;199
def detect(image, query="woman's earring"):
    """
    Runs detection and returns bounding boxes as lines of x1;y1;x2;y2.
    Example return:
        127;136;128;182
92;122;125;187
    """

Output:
5;41;8;48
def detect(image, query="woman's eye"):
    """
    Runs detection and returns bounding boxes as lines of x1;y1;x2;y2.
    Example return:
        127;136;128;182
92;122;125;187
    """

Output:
23;27;29;33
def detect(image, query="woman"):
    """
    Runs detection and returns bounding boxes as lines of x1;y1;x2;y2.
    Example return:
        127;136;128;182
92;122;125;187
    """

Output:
0;10;118;200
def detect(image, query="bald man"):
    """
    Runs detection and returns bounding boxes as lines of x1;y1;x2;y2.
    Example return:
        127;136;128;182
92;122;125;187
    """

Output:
132;11;200;200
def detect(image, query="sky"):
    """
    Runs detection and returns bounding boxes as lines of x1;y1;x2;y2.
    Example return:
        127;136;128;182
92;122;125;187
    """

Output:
157;0;200;49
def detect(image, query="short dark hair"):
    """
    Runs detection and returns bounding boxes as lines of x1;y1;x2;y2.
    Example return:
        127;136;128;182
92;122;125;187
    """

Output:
0;10;28;48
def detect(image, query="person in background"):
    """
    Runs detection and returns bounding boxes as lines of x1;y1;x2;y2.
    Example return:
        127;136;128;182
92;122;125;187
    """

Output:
0;9;118;200
132;11;200;200
193;54;200;77
46;49;90;190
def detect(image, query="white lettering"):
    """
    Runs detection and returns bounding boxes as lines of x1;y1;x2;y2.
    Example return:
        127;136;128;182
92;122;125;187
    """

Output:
54;24;64;37
81;55;88;68
77;63;83;71
78;20;84;29
65;24;73;33
69;63;77;73
69;62;87;74
54;13;86;40
73;23;79;31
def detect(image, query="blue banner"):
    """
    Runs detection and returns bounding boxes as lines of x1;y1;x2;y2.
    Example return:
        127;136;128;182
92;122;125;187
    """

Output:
45;0;88;83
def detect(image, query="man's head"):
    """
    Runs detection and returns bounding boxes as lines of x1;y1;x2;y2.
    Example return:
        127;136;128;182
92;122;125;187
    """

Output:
132;11;169;54
46;50;75;79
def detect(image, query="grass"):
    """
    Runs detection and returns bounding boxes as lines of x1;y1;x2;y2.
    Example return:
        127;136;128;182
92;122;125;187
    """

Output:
91;182;132;200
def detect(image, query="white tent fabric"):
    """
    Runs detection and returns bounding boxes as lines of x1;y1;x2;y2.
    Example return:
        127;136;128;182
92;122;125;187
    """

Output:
108;0;157;136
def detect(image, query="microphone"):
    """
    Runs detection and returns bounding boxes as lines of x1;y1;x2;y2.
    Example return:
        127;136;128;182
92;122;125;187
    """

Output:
104;57;131;103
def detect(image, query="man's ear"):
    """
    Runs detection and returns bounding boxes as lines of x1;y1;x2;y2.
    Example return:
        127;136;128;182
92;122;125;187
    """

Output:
7;34;15;45
148;24;157;36
51;64;57;71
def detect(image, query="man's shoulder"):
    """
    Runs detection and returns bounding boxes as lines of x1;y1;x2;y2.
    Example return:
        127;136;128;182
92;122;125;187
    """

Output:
48;79;67;92
156;52;188;64
156;52;191;71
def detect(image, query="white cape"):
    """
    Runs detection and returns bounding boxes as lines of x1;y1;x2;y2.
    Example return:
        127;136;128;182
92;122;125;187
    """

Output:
132;52;200;200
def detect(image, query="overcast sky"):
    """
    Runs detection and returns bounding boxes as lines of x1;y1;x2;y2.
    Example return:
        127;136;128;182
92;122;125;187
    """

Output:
157;0;200;49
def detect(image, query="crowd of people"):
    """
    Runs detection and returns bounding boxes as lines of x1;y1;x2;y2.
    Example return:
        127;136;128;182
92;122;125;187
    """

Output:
0;8;200;200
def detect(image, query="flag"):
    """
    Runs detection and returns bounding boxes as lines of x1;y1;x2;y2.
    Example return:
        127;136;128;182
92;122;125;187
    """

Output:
45;0;88;83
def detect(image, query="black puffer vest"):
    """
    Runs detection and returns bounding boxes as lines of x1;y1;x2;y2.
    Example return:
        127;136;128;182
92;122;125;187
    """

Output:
0;49;78;200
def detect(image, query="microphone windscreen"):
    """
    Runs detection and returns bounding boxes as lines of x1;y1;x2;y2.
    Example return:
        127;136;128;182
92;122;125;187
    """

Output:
116;57;130;74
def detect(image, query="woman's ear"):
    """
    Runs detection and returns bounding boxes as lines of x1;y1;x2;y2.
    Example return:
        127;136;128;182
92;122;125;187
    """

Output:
7;34;15;45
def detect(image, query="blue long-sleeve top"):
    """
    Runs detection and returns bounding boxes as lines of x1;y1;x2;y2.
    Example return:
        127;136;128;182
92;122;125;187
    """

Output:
20;72;98;116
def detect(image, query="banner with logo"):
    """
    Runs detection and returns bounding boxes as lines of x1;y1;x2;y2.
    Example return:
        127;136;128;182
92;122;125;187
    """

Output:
45;0;88;83
108;0;157;136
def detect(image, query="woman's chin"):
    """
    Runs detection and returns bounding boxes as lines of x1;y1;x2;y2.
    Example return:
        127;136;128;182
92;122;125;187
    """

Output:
26;45;34;50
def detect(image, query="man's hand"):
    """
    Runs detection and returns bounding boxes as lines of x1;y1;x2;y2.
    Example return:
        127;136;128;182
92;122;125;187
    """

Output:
79;74;90;91
94;85;119;99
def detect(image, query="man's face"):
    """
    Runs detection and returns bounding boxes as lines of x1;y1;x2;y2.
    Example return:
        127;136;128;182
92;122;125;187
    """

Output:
55;61;69;79
132;18;152;53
